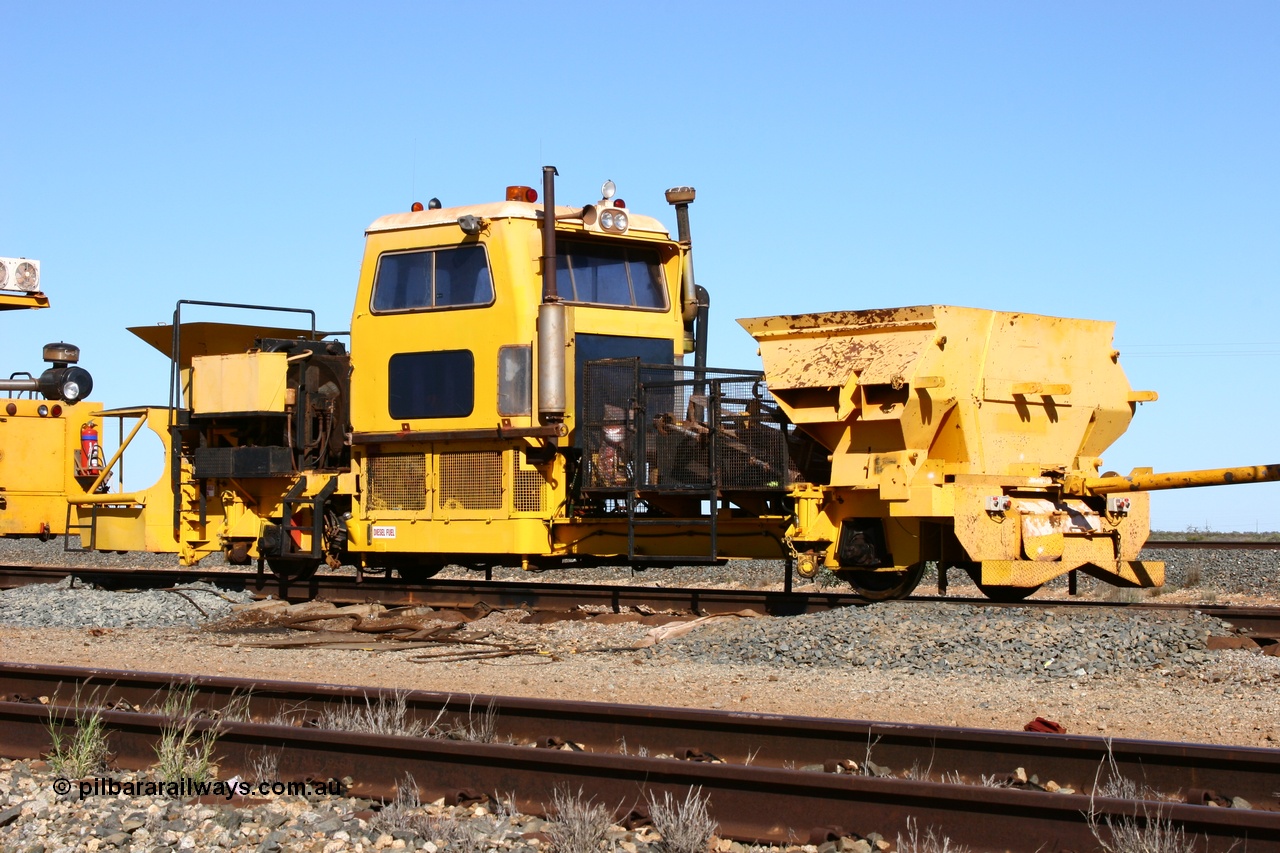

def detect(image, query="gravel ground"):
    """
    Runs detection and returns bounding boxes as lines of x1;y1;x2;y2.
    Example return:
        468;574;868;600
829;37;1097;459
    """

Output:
6;536;1279;603
0;576;257;629
0;539;1277;852
657;602;1224;678
2;757;827;853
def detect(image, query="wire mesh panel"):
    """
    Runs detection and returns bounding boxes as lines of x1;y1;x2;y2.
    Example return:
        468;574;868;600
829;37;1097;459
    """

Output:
714;378;792;490
438;451;503;511
581;359;799;494
512;451;545;513
580;360;642;490
366;453;427;511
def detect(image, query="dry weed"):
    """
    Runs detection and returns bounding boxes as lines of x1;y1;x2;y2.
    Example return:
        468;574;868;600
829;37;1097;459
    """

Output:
648;787;718;853
314;690;441;738
547;786;614;853
896;816;970;853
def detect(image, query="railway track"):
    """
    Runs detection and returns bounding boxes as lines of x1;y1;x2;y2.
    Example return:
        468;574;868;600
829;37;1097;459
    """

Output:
3;562;1280;640
0;662;1276;850
1145;540;1280;550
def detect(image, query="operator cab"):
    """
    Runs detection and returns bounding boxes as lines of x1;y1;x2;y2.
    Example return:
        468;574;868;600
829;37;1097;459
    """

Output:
348;179;692;440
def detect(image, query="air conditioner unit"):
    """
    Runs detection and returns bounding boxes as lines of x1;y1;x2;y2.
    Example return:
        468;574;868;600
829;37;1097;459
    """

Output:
0;257;41;293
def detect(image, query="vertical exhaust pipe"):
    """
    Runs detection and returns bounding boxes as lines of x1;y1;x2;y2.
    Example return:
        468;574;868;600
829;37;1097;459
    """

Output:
665;186;699;324
665;186;709;374
538;166;567;421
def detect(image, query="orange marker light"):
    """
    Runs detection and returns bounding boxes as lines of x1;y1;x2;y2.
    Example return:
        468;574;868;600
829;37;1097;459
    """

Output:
506;186;538;203
411;201;425;212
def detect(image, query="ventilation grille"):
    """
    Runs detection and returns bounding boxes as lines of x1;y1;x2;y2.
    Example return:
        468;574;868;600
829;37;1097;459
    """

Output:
367;454;426;511
438;451;503;510
512;453;544;513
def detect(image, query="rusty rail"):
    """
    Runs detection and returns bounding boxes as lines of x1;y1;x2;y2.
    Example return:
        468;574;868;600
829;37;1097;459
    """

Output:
3;695;1278;850
1;662;1277;815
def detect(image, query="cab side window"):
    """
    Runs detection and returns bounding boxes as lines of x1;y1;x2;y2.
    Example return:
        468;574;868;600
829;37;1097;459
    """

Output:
372;245;494;312
388;350;474;419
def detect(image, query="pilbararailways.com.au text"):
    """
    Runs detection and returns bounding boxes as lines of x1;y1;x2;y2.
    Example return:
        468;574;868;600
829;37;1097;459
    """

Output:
55;777;346;800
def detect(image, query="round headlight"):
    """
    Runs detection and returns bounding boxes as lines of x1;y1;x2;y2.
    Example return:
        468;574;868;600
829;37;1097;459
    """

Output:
62;380;81;401
600;211;614;230
614;212;628;232
0;264;7;288
37;404;49;417
15;262;38;291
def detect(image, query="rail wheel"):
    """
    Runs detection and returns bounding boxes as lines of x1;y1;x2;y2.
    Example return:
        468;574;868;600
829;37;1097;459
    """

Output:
977;583;1042;602
839;562;926;601
267;558;321;584
396;563;444;583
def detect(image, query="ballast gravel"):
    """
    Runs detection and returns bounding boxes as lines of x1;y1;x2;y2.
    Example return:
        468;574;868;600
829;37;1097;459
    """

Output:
1;758;816;853
0;576;256;629
656;602;1222;678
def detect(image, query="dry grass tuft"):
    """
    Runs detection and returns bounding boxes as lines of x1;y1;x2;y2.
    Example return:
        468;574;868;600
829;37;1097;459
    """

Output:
896;816;970;853
314;690;441;738
648;787;718;853
153;686;220;784
445;697;499;743
46;705;109;780
374;774;486;852
547;786;614;853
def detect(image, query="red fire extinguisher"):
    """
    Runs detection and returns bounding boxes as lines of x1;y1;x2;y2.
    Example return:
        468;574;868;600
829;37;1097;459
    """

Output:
80;422;103;476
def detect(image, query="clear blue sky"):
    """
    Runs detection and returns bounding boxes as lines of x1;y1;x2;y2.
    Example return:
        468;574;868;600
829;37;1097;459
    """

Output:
4;3;1277;531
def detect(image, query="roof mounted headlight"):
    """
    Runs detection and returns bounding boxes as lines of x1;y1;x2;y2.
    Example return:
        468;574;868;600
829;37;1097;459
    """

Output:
458;215;483;235
37;365;93;404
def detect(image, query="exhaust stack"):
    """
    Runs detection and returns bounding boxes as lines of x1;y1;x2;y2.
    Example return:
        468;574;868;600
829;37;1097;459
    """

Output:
537;166;566;421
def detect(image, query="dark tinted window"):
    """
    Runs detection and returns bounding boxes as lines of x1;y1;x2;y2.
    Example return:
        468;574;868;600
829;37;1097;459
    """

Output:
388;350;474;419
372;245;494;312
555;241;667;309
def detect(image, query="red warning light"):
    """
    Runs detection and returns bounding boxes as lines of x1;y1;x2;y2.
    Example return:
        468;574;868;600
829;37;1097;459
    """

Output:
613;199;626;208
411;201;425;212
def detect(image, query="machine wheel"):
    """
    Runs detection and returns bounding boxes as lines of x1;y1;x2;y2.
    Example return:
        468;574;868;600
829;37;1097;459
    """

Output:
840;562;926;601
267;558;321;583
396;564;444;583
977;583;1042;602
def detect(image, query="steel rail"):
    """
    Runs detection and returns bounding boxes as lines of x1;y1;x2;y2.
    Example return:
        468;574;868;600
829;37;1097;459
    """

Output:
3;563;1280;635
1146;540;1280;550
1;662;1276;810
2;700;1277;851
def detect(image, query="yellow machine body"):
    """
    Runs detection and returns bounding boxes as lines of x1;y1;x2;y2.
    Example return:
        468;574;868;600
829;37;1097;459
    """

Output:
741;305;1166;597
0;399;98;537
347;199;787;568
0;284;104;540
7;186;1277;601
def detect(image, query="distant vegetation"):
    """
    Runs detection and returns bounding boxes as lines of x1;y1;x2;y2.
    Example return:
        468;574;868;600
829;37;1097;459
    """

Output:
1151;527;1280;542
